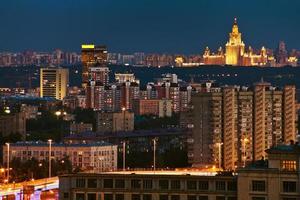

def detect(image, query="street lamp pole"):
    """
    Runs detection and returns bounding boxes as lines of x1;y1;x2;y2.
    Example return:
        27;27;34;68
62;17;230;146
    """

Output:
48;139;52;178
6;143;10;183
153;138;157;171
122;141;126;171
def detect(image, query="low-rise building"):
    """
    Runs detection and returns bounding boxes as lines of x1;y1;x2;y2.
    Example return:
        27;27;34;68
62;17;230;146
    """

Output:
3;141;118;171
59;143;300;200
238;144;300;200
59;170;237;200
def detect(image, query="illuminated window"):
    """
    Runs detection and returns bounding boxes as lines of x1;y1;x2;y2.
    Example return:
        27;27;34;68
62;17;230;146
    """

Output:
281;161;296;171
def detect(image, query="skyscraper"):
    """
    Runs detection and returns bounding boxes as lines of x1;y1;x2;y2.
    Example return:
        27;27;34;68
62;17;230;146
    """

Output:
40;67;69;100
81;45;108;88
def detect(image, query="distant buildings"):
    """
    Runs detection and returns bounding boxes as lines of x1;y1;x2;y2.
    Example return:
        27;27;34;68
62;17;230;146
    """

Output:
0;50;80;67
0;112;26;138
96;111;134;133
203;18;270;66
70;122;93;134
40;67;69;100
3;141;118;171
187;82;297;170
133;99;172;117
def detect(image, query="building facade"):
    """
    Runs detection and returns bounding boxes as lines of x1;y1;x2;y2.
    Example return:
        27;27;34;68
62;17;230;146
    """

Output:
40;67;69;100
59;171;237;200
96;111;134;133
203;18;270;66
188;83;297;170
0;112;26;138
3;141;118;171
81;45;108;88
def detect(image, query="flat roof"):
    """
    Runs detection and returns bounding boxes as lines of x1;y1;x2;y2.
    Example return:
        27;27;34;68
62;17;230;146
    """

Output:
101;170;218;176
7;141;115;148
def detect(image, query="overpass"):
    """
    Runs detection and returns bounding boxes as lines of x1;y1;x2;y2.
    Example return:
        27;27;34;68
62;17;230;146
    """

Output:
0;177;59;200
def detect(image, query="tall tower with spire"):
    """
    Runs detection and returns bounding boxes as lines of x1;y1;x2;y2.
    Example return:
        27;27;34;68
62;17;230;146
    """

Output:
225;18;245;65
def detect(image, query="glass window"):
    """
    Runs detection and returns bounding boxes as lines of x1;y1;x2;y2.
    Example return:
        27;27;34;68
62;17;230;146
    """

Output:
103;179;114;188
76;193;85;200
198;196;208;200
159;180;169;190
216;197;225;200
252;180;265;192
88;194;97;200
159;195;168;200
132;194;141;200
187;180;197;190
187;196;197;200
131;179;142;189
76;178;86;188
171;180;181;190
88;179;97;188
251;197;265;200
283;181;297;193
115;194;124;200
104;194;113;200
63;193;69;199
199;181;209;190
143;194;152;200
281;161;296;171
227;181;237;191
170;195;180;200
215;181;226;191
227;197;237;200
115;179;125;188
143;180;153;189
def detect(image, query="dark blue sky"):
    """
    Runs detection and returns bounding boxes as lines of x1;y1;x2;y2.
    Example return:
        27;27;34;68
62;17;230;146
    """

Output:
0;0;299;54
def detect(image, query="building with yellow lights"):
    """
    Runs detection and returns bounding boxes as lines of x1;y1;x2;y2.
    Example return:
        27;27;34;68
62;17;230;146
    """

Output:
203;18;270;66
187;82;297;170
81;45;108;88
40;67;69;100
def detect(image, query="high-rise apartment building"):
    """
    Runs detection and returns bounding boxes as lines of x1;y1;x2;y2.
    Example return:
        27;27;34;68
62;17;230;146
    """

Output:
81;45;108;88
188;82;297;170
40;67;69;100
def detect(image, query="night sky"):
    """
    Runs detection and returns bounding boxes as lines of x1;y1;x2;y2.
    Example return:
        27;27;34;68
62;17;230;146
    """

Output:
0;0;299;54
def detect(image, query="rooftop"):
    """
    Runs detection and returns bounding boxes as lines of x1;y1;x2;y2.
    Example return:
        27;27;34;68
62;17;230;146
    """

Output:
6;141;115;147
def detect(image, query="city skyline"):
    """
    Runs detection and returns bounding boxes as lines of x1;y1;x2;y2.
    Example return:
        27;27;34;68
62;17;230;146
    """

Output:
0;0;300;53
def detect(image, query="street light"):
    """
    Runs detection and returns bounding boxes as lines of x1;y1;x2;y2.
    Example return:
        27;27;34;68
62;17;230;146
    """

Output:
48;139;52;178
242;138;249;167
5;143;10;183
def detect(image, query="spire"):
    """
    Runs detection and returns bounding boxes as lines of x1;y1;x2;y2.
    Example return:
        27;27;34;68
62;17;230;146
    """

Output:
234;17;237;25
